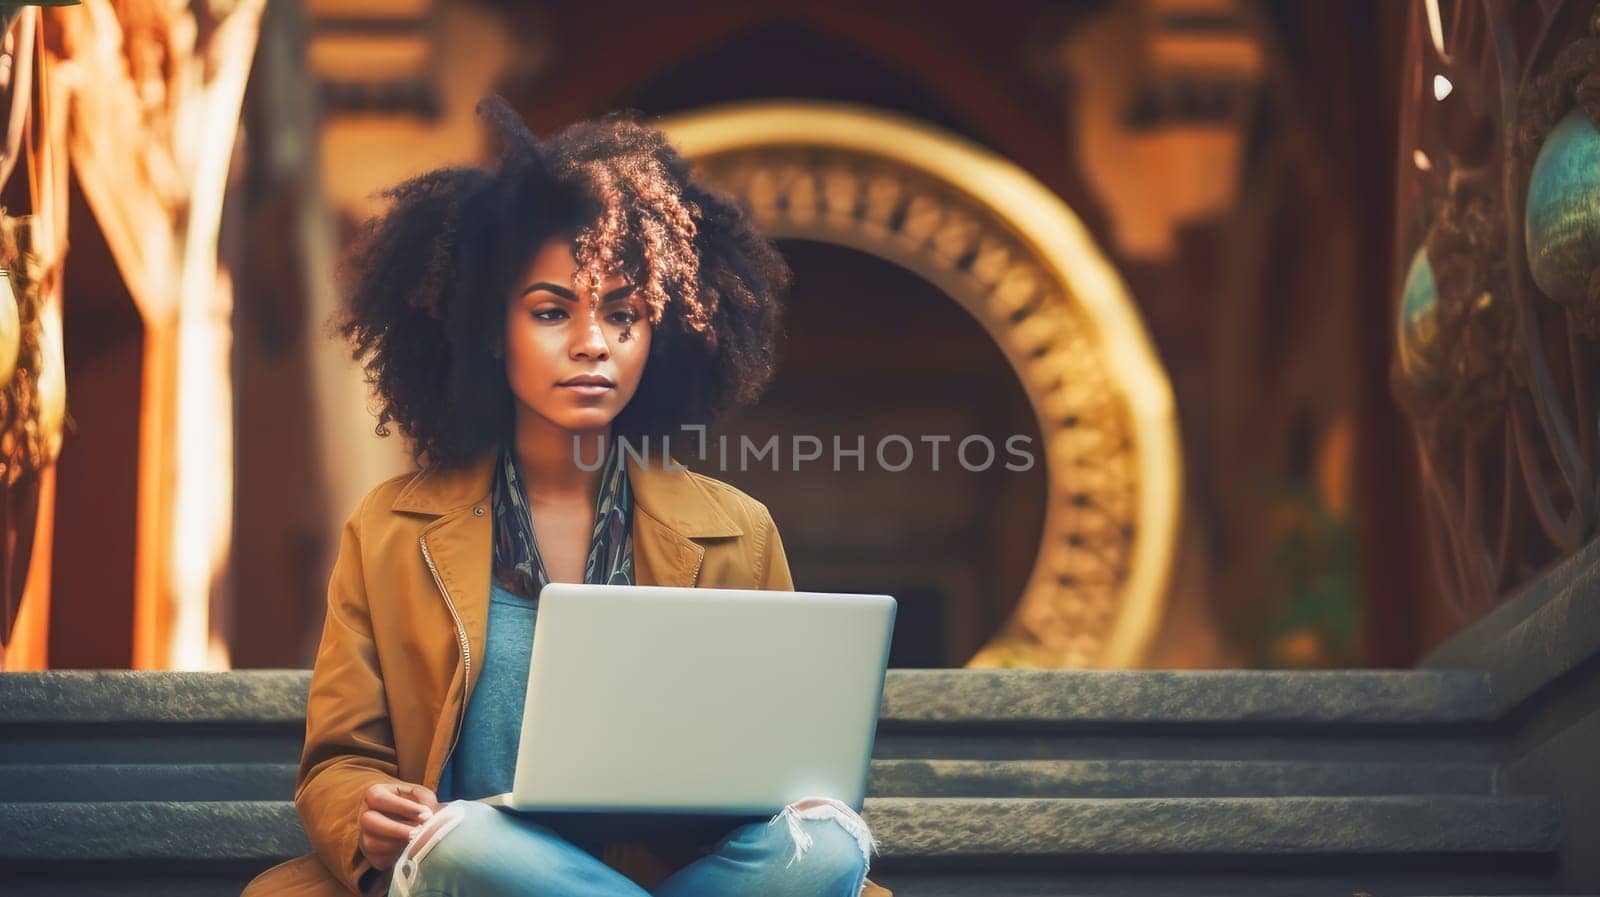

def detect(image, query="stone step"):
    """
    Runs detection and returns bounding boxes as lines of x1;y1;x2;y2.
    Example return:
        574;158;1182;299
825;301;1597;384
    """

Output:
0;671;311;724
0;668;1499;728
0;795;1558;866
0;757;1496;802
863;795;1558;862
2;724;1498;767
878;669;1499;728
0;670;1565;896
866;758;1493;797
0;764;299;802
0;670;1506;770
871;670;1503;763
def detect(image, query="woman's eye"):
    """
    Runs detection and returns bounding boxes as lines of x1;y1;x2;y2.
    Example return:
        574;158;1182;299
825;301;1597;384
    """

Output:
609;311;640;325
532;308;567;321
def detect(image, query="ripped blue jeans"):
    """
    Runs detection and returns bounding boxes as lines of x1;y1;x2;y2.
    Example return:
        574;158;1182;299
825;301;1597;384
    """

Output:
387;795;877;897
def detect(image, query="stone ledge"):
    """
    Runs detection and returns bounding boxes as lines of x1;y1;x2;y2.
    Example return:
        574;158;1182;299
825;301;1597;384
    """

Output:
0;669;1499;727
1423;540;1600;716
1424;531;1600;687
1420;533;1600;889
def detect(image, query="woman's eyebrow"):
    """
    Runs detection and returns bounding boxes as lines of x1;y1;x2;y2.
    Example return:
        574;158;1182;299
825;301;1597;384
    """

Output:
523;281;576;299
521;282;636;301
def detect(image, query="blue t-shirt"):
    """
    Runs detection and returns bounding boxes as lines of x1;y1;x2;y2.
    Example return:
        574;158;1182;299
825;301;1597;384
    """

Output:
438;579;536;804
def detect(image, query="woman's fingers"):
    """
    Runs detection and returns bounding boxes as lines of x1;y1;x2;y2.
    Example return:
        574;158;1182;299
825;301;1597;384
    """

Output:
360;808;420;843
365;783;433;822
357;781;446;874
400;783;444;812
359;831;409;870
407;784;443;814
364;831;410;852
359;783;446;873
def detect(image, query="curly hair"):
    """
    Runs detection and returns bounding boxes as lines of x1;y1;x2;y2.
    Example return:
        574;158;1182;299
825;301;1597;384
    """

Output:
334;96;790;469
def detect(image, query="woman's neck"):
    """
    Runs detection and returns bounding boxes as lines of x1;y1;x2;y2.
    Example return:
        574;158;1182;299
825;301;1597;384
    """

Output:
512;412;608;503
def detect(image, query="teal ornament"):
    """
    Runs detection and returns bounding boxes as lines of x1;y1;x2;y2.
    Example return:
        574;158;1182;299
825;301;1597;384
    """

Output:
1396;246;1442;389
1526;109;1600;306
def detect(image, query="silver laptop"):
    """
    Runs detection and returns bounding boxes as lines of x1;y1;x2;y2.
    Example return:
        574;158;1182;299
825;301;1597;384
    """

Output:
478;583;896;817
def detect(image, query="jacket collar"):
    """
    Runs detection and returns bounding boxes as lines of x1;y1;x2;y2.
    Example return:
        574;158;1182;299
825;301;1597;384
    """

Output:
389;445;744;539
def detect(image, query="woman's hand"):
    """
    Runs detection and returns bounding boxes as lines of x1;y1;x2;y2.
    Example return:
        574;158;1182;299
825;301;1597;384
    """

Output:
358;781;442;871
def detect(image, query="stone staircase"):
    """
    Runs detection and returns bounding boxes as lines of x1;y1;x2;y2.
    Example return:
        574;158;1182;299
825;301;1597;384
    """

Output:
0;668;1576;896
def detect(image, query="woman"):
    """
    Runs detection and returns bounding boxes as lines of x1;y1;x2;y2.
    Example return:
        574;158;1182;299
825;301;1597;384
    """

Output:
241;97;891;897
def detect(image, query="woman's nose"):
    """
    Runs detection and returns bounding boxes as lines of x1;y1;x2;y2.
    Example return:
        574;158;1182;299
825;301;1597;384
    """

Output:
571;311;610;359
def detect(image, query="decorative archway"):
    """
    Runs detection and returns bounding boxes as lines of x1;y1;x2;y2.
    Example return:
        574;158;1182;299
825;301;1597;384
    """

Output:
660;101;1181;668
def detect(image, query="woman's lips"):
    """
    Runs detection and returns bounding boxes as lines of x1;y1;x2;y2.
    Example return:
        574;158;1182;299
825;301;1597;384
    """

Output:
557;382;614;396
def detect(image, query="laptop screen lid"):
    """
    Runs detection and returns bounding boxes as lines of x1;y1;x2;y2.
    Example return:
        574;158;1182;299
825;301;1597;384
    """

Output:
504;583;896;816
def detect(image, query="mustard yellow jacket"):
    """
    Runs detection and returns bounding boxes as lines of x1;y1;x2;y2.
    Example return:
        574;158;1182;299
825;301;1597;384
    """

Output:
241;450;892;897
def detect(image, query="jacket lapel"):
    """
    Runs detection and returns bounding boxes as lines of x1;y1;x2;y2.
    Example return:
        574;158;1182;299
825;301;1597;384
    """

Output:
389;455;496;781
627;450;742;588
388;446;748;668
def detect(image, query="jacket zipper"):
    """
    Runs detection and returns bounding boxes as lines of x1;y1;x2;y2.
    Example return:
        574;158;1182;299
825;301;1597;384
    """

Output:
419;533;472;773
691;547;704;586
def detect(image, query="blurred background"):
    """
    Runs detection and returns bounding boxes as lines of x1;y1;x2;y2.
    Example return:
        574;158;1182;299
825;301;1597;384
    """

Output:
0;0;1587;674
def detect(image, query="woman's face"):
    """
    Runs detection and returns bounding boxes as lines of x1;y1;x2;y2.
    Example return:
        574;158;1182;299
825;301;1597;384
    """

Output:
503;236;652;435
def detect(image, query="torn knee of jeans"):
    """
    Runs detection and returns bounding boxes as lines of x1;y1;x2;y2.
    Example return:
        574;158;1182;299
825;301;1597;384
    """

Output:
767;795;879;872
391;800;470;896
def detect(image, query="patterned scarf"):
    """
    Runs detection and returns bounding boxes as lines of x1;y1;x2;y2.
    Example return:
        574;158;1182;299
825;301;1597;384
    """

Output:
491;437;634;600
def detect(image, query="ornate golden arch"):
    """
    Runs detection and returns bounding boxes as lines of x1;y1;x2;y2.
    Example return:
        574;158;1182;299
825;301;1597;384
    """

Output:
660;101;1181;668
